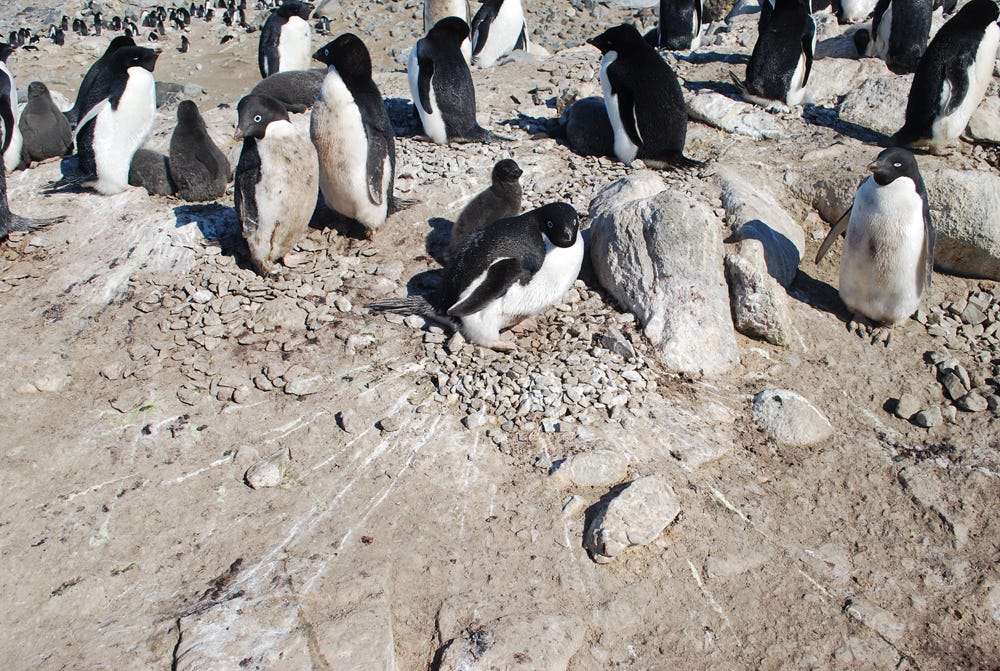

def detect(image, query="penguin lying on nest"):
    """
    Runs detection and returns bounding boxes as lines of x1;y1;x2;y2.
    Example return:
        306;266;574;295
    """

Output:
370;202;583;351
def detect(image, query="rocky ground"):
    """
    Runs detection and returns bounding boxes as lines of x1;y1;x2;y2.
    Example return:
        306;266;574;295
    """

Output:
1;0;1000;668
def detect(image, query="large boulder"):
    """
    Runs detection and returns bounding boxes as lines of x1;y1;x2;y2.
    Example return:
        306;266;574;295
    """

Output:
589;173;739;377
685;90;787;141
925;169;1000;280
837;74;910;137
967;94;1000;145
725;240;793;346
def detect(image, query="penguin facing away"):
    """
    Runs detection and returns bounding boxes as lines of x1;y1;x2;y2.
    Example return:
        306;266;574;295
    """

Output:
447;157;522;261
588;24;698;169
733;0;816;110
860;0;933;74
169;100;232;202
657;0;703;51
470;0;529;68
894;0;1000;154
371;202;584;351
424;0;472;62
235;94;319;275
310;34;398;235
19;82;73;164
258;1;315;78
409;17;507;145
248;68;324;112
66;36;136;128
815;148;933;346
0;45;24;172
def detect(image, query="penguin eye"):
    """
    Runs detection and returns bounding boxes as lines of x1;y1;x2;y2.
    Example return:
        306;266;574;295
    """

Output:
893;162;901;168
253;114;262;123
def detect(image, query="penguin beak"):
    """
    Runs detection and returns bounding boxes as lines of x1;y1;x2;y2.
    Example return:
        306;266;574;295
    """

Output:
867;161;879;173
234;127;244;140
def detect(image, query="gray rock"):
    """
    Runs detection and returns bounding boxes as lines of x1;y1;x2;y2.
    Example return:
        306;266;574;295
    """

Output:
378;415;404;432
912;406;943;428
967;96;1000;145
939;370;967;401
724;240;792;346
550;448;630;489
589;173;739;377
593;328;636;360
285;374;324;396
752;389;833;445
925;169;1000;280
837;74;910;137
462;412;488;429
256;297;307;331
685;90;786;141
336;409;360;433
894;393;921;420
584;475;681;563
438;614;584;671
956;391;988;413
563;96;613;158
245;460;282;489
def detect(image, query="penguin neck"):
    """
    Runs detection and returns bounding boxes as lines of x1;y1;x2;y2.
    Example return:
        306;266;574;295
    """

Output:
491;180;521;200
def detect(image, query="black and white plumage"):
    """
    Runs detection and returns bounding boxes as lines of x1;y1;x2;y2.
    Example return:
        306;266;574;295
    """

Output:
409;17;505;145
310;34;399;234
248;68;324;112
588;24;697;169
66;36;136;128
424;0;472;61
235;94;319;275
19;82;72;165
894;0;1000;153
168;100;231;201
816;148;933;344
657;0;703;51
447;158;522;261
733;0;815;109
470;0;528;68
836;0;878;22
372;203;584;350
258;1;314;78
856;0;932;74
0;45;23;172
128;148;176;196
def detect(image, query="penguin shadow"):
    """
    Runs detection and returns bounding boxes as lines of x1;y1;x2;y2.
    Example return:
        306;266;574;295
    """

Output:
425;217;453;266
801;105;891;146
500;112;558;137
173;204;244;257
309;199;370;240
684;79;743;98
789;269;849;322
676;51;750;66
384;97;422;138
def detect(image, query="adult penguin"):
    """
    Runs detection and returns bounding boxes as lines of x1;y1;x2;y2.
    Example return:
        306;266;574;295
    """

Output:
815;148;933;346
424;0;472;62
258;1;314;78
657;0;703;51
893;0;1000;154
66;35;136;128
447;157;522;261
370;203;583;351
470;0;528;68
234;94;319;274
19;82;73;164
588;24;698;169
168;101;231;201
67;46;160;195
731;0;815;110
0;45;23;172
409;17;507;145
310;34;401;235
853;0;933;74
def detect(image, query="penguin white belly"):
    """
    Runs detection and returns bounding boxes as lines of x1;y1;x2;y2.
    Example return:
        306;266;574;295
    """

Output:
472;0;524;68
1;63;22;172
787;21;816;105
407;47;448;144
599;51;640;165
871;5;893;59
931;23;999;145
312;68;388;228
92;67;155;195
839;178;925;324
277;16;312;73
841;0;877;22
689;8;702;50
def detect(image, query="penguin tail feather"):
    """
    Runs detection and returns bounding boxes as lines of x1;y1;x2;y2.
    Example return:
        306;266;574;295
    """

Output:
389;195;418;215
644;154;706;171
458;126;515;144
728;71;748;97
8;214;66;233
367;296;458;331
44;175;86;194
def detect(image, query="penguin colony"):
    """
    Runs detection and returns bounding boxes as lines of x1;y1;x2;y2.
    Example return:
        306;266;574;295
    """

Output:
0;0;998;350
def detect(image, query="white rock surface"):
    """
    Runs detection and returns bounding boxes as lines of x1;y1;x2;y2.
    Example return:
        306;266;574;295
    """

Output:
685;90;787;141
584;475;681;563
837;74;910;137
967;96;1000;145
549;448;630;489
752;389;833;446
438;614;584;671
244;460;283;489
926;169;1000;280
725;240;792;346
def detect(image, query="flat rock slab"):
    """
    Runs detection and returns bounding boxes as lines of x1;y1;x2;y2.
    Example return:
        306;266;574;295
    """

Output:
549;448;630;489
438;614;584;671
584;475;681;563
926;169;1000;281
752;389;833;446
686;90;787;141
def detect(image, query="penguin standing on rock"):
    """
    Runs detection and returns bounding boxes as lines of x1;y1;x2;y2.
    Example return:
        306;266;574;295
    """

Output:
66;36;136;128
853;0;932;74
371;203;584;351
588;24;699;169
310;34;404;235
657;0;703;51
19;82;73;164
893;0;1000;154
816;148;933;346
409;17;508;145
235;94;319;275
732;0;815;110
258;1;314;78
424;0;472;61
169;101;231;202
0;45;24;172
470;0;528;68
447;157;522;261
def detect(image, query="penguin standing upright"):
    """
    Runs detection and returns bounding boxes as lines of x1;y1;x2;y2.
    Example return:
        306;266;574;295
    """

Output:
310;34;399;235
732;0;815;110
66;36;136;128
409;17;506;145
0;45;23;172
19;82;73;164
657;0;703;51
894;0;1000;154
371;203;583;351
470;0;528;68
816;148;934;346
258;1;314;78
854;0;933;74
588;24;697;169
168;101;231;201
235;94;319;275
447;158;522;261
424;0;472;62
70;46;159;195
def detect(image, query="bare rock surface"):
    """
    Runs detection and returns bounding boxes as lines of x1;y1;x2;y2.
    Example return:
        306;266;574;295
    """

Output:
752;389;834;445
584;475;681;563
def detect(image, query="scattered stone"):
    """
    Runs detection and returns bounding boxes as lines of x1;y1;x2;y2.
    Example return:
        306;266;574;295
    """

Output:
335;297;352;312
244;460;283;489
110;389;147;413
285;374;324;396
377;415;404;432
955;391;988;413
549;448;629;489
584;475;681;564
462;413;488;430
912;406;943;428
437;615;584;671
256;297;307;331
893;394;921;421
751;389;833;446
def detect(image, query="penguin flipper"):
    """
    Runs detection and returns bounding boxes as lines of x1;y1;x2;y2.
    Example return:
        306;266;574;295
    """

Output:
918;189;934;293
0;89;13;156
607;62;643;149
470;2;497;57
941;57;972;117
448;257;528;318
815;203;852;264
416;41;435;114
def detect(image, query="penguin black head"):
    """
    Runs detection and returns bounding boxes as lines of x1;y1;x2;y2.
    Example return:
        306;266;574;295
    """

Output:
0;43;13;63
276;1;315;19
109;35;137;51
26;81;51;100
532;202;579;248
587;23;644;55
868;148;921;187
492;159;523;184
235;94;288;140
177;100;206;128
313;34;372;80
111;46;161;73
428;16;471;43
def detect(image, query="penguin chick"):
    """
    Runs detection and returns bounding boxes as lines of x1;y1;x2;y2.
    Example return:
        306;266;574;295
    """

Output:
447;158;522;262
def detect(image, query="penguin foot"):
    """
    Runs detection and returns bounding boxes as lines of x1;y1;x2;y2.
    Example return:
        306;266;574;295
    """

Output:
870;327;892;347
848;313;892;347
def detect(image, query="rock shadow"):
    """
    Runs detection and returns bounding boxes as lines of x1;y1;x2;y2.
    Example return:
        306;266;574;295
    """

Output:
385;97;421;138
789;268;849;323
678;51;750;65
803;105;891;146
173;203;245;258
580;482;631;552
499;112;557;137
683;79;742;98
724;220;800;285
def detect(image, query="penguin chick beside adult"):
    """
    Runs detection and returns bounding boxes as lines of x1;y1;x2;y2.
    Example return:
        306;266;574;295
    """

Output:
235;94;319;275
424;0;472;62
168;100;232;201
588;24;699;169
853;0;932;74
409;17;509;145
893;0;1000;154
19;82;73;164
447;157;522;261
371;202;583;351
310;34;403;236
470;0;528;68
0;45;24;172
732;0;815;111
815;148;933;346
657;0;703;51
258;0;314;78
128;148;176;195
